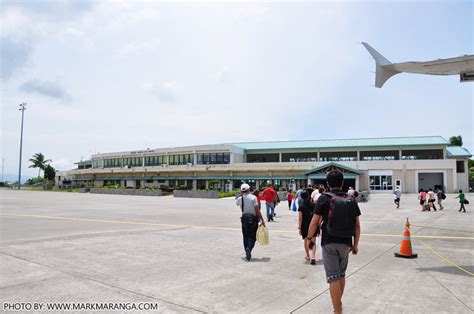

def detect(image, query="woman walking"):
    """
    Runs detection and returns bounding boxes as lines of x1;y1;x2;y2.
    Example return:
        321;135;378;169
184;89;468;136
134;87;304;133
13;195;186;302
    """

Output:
419;189;427;211
427;188;437;211
298;191;318;265
287;189;294;210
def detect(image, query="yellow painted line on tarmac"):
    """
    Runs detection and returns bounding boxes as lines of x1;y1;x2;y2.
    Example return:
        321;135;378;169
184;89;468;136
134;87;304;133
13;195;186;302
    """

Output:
411;224;474;234
2;212;474;240
418;239;474;277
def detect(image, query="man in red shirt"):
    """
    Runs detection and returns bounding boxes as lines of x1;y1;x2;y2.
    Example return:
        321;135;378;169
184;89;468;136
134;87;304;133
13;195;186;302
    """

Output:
262;184;277;222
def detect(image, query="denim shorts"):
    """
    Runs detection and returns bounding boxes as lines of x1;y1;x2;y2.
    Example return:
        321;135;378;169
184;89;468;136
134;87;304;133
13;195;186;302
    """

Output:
322;243;352;283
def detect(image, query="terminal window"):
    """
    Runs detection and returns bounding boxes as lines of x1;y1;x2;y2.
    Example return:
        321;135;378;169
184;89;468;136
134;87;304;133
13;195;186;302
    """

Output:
456;161;465;173
197;153;230;164
319;151;357;162
246;153;279;163
369;175;393;190
401;149;443;160
282;152;318;162
360;150;399;161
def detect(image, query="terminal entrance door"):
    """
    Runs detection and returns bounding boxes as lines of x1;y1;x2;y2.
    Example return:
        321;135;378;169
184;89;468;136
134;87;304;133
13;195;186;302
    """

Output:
418;173;443;192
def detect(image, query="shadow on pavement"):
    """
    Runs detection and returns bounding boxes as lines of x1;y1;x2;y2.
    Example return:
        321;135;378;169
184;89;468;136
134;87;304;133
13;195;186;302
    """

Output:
417;265;474;277
241;257;271;262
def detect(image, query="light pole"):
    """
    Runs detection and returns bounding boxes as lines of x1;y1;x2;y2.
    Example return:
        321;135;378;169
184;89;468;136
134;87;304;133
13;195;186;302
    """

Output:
1;157;4;182
18;103;27;189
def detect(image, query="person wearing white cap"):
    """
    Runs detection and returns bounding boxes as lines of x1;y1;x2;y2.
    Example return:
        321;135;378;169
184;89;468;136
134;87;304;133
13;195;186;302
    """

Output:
236;183;265;261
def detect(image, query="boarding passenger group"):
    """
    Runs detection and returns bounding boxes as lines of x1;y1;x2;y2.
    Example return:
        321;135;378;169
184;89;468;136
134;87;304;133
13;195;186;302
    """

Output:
235;170;469;314
236;170;361;314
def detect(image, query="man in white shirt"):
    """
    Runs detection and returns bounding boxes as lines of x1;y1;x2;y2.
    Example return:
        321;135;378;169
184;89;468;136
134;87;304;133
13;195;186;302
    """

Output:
311;185;320;203
236;183;265;261
393;186;401;208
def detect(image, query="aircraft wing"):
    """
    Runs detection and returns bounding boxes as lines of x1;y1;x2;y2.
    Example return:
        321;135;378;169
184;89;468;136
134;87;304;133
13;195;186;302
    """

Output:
362;42;474;87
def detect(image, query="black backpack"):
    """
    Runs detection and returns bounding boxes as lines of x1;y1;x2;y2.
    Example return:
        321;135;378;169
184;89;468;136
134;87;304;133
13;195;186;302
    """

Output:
441;193;446;200
324;192;357;238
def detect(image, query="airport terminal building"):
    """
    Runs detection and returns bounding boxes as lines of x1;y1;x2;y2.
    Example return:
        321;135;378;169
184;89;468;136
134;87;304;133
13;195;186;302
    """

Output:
57;136;471;193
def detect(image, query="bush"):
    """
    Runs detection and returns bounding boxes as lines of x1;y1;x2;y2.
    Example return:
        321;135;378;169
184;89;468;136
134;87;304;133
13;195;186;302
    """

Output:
174;185;189;190
26;177;47;186
218;191;236;198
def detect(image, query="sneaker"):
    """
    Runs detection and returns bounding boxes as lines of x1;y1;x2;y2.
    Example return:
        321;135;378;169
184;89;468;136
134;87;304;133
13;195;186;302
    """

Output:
245;248;251;261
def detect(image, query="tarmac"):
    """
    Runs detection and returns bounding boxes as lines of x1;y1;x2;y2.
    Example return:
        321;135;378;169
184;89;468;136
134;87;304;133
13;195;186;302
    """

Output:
0;189;473;313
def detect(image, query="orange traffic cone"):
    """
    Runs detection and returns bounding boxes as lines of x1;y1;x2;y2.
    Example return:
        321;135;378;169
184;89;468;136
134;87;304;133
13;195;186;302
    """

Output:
394;218;418;258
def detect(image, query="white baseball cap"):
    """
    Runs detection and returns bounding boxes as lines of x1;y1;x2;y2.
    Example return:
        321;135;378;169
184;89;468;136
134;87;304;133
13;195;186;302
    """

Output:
240;183;250;191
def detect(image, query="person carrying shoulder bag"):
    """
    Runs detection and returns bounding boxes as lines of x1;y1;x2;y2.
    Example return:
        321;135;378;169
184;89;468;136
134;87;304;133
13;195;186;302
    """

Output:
236;184;265;261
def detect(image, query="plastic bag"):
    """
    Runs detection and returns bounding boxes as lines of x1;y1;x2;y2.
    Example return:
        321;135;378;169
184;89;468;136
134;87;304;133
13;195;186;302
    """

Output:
256;225;269;246
291;200;297;212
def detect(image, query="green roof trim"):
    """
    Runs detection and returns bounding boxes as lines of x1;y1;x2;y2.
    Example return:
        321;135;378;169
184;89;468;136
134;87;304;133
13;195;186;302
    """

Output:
231;136;449;151
446;146;472;158
303;162;363;175
307;173;358;180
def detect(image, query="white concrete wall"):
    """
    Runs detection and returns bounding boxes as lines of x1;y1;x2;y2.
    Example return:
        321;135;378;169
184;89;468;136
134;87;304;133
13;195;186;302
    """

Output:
456;173;469;192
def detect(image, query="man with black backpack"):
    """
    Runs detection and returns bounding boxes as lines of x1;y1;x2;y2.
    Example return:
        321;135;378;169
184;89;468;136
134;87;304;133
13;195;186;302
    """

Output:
307;170;361;314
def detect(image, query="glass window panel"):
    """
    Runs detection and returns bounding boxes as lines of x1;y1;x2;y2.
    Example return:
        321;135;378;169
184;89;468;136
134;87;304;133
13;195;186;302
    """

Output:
374;176;380;185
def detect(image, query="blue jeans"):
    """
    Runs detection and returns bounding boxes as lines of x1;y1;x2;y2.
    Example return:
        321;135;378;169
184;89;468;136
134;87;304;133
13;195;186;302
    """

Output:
241;214;258;252
266;202;275;221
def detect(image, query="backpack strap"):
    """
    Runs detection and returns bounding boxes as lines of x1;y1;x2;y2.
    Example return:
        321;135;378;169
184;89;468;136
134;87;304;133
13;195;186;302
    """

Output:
323;192;336;198
241;194;244;213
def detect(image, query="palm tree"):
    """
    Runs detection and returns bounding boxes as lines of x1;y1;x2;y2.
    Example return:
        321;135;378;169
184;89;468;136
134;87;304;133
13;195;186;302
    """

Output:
29;153;52;177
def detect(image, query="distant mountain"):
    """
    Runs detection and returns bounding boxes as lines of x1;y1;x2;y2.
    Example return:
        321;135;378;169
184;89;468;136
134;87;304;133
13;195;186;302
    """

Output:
1;174;36;184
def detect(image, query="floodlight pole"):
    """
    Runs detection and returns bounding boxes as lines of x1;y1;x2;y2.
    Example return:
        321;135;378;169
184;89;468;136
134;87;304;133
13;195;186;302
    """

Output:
18;103;27;189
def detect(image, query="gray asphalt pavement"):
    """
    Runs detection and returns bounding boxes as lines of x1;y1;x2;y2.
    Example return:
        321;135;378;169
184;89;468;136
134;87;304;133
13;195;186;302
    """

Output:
0;189;472;313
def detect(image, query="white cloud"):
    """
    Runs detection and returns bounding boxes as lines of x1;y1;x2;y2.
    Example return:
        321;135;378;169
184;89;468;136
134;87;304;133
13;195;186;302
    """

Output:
19;79;71;102
142;82;178;103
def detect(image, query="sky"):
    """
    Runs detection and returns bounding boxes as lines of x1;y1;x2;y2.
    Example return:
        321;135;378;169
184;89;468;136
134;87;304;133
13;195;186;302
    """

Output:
1;0;473;181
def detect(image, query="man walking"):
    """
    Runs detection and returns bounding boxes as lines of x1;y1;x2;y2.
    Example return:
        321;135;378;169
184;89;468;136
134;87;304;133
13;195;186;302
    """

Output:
236;184;265;261
262;183;277;222
307;171;361;314
393;186;401;208
436;188;444;210
296;184;305;208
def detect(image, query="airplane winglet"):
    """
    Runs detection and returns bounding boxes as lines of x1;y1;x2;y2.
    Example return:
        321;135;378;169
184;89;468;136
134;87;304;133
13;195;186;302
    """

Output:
362;42;400;88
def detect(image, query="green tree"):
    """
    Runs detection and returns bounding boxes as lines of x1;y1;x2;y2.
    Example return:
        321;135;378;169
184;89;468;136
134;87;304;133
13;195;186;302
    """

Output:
449;135;463;146
28;153;52;177
44;164;56;181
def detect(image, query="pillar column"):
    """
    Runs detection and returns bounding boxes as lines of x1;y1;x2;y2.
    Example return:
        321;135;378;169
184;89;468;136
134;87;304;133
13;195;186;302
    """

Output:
192;179;197;191
205;180;209;190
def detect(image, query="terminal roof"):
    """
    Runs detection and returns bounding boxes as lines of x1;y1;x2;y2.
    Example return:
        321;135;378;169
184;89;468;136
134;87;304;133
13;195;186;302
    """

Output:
232;136;449;151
